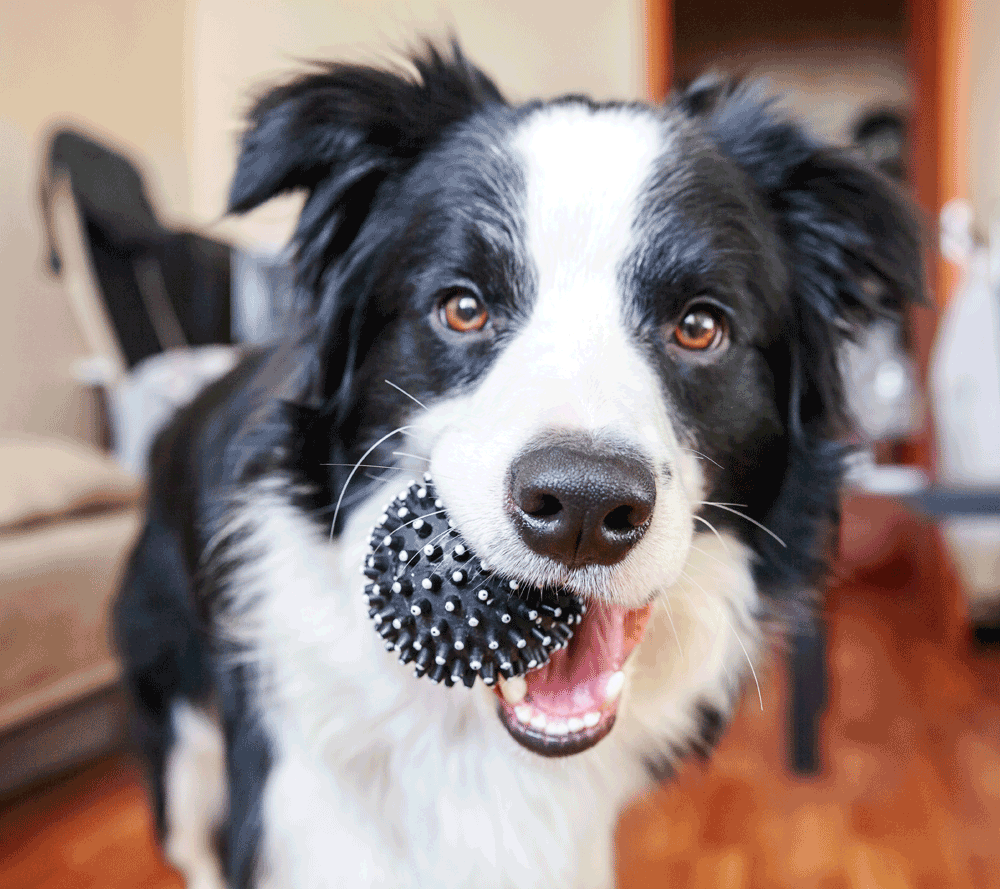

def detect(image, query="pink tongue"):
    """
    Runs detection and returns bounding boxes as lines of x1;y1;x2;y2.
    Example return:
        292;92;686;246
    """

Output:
523;601;652;717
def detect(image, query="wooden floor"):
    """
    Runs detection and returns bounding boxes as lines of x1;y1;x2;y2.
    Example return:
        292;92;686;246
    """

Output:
3;540;998;889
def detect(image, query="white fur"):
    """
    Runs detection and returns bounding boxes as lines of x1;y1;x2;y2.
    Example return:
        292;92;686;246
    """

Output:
164;700;229;889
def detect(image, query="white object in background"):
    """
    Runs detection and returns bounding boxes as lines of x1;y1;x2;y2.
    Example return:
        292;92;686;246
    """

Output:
929;206;1000;614
842;448;928;496
929;249;1000;488
105;346;242;475
231;246;296;344
841;319;923;442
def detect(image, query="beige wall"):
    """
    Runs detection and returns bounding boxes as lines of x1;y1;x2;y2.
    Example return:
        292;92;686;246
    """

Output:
968;0;1000;233
0;0;188;440
185;0;648;246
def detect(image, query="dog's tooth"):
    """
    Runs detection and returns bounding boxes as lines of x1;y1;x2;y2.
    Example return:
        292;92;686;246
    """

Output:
567;717;584;733
515;705;533;724
604;671;625;703
529;712;547;731
545;720;568;736
500;675;527;706
583;712;601;728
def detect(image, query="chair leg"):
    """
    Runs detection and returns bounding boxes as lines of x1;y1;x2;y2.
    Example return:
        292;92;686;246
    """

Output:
788;617;828;776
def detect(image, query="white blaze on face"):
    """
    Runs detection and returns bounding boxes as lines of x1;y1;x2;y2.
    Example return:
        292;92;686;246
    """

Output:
413;103;703;605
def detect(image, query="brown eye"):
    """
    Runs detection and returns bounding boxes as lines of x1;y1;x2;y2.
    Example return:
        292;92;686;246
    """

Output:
673;305;726;351
440;291;490;333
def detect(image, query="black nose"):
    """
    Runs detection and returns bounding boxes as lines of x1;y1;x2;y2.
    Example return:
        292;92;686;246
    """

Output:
507;441;657;568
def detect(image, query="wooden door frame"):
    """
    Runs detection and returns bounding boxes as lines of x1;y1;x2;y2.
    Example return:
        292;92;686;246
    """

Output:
644;0;672;101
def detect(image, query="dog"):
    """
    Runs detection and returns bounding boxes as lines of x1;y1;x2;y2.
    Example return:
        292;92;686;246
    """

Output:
113;44;922;889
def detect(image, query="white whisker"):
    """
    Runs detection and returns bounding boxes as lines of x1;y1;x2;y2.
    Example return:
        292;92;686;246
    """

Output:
677;447;723;470
682;566;763;712
391;451;430;464
322;462;405;471
371;509;446;554
701;503;787;548
693;515;732;555
716;600;763;712
660;596;685;667
330;426;413;540
402;525;453;571
678;568;737;687
384;379;429;411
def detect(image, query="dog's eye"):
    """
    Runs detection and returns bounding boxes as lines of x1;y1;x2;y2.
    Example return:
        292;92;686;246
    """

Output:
440;291;490;333
673;305;726;351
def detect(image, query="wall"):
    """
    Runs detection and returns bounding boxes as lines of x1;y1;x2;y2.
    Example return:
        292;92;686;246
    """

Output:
184;0;648;247
968;0;1000;234
0;0;187;441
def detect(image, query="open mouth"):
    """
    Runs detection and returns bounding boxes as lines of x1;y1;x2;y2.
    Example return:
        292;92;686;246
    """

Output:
363;475;655;757
494;601;652;756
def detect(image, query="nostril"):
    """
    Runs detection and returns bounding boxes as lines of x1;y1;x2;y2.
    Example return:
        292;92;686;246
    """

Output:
507;439;657;567
527;493;563;519
602;504;638;534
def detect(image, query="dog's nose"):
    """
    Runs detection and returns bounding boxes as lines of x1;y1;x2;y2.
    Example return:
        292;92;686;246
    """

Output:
507;441;656;567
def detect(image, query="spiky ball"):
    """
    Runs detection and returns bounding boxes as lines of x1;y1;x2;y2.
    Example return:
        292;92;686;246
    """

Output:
362;474;584;688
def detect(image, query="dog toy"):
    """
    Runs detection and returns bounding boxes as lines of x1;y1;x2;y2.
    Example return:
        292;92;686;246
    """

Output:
362;475;584;688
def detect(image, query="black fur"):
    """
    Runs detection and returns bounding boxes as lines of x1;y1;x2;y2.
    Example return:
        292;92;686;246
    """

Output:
114;45;923;886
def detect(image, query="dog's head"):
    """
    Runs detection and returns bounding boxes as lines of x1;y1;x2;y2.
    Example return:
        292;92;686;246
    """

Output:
229;46;922;758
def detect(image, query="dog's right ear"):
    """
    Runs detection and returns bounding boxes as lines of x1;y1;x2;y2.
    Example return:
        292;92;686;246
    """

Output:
228;42;504;289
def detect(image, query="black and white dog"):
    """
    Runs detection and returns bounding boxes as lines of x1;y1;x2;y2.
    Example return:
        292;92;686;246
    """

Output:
114;45;922;889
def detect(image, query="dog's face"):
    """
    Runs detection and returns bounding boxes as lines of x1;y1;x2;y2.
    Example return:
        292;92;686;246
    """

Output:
229;49;921;759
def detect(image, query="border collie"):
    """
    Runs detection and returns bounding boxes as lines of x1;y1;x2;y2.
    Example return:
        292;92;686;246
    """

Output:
114;44;922;889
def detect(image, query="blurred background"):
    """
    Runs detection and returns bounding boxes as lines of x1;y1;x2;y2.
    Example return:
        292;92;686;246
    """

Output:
1;1;998;888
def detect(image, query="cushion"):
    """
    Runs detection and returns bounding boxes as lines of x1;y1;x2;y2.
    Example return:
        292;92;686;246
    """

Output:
0;433;141;533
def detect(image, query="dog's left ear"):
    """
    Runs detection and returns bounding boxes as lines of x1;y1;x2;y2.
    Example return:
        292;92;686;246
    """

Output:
686;82;926;600
694;82;926;434
228;42;504;293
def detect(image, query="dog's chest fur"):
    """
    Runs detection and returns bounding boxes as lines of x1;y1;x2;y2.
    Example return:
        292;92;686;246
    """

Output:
218;480;756;889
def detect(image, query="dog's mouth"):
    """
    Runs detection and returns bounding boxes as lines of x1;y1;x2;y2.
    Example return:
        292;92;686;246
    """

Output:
493;601;652;756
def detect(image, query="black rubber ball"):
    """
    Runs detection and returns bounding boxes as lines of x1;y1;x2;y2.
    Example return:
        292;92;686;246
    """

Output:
362;474;584;688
